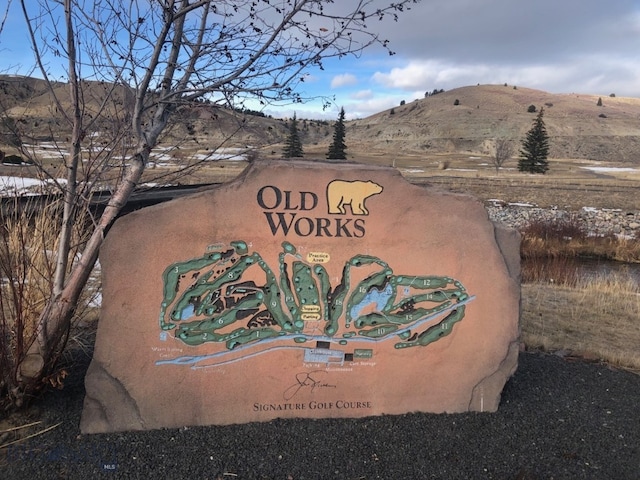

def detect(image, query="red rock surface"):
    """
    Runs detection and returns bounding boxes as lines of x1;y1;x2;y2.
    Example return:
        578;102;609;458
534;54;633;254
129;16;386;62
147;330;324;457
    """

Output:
81;159;520;433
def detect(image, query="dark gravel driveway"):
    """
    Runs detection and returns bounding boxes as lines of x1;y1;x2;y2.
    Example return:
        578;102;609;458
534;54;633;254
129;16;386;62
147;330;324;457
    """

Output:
1;351;638;479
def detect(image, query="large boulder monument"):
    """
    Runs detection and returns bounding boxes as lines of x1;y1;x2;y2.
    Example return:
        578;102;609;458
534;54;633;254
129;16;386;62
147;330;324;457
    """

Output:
81;159;520;433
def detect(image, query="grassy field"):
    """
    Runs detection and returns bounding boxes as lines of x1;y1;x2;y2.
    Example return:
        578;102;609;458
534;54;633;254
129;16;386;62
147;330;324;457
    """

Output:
160;147;640;210
522;277;640;371
304;146;640;210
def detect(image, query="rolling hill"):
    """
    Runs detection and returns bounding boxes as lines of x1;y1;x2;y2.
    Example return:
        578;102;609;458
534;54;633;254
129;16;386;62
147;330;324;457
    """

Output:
2;76;640;163
346;84;640;163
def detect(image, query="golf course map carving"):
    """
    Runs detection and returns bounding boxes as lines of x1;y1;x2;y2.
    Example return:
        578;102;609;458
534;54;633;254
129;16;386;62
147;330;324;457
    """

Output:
158;239;472;369
80;159;520;433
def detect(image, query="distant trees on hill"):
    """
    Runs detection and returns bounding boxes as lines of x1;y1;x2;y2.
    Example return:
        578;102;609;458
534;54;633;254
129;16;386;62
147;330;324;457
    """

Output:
237;107;268;117
425;89;445;97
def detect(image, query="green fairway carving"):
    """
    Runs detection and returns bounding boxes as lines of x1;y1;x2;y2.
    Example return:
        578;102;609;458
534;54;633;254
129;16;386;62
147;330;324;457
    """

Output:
159;241;472;360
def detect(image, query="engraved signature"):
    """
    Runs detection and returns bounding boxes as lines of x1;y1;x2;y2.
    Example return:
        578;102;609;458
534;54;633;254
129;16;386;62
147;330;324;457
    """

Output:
283;370;337;401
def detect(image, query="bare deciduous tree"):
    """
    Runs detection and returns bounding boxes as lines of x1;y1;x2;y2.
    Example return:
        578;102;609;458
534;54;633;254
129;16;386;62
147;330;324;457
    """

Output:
4;0;419;406
492;137;514;173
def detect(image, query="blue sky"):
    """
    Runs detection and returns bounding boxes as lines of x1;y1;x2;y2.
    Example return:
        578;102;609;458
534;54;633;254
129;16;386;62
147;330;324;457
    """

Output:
2;0;640;120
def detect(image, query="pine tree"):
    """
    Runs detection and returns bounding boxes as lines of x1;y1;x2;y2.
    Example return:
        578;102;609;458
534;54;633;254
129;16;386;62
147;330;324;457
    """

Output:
282;113;304;158
327;107;347;160
519;108;550;174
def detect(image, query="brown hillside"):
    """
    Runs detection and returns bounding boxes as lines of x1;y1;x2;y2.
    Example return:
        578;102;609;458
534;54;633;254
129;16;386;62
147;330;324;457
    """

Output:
0;75;332;152
2;77;640;163
347;85;640;163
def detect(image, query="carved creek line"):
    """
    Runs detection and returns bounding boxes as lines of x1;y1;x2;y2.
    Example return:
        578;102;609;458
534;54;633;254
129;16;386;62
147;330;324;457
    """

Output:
155;295;476;369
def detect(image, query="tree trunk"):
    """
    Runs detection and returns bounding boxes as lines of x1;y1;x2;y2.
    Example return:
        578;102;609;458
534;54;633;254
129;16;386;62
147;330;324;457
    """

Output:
53;0;82;297
17;152;148;388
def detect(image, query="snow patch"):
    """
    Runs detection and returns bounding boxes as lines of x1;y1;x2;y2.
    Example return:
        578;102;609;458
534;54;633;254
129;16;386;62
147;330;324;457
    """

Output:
582;166;639;173
0;176;67;195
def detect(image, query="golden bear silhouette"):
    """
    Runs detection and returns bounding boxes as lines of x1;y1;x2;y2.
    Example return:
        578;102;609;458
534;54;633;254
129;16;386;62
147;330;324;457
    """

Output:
326;180;383;215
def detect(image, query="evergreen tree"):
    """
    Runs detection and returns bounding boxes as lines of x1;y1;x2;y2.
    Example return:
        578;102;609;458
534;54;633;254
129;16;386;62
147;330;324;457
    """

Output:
282;113;304;158
519;108;550;174
327;107;347;160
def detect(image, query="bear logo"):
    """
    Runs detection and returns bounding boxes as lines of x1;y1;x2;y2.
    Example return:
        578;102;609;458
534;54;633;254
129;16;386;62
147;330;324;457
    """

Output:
326;180;383;215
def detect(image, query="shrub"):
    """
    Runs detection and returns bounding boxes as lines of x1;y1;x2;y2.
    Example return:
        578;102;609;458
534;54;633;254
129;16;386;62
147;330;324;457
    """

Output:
527;104;537;113
521;256;581;286
453;99;460;106
521;217;587;245
0;198;98;409
597;97;603;107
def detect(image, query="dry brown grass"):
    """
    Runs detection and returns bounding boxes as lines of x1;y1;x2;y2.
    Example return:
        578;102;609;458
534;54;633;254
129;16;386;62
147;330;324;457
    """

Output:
0;197;99;408
522;274;640;371
0;201;58;343
520;216;640;264
399;158;640;211
522;235;640;263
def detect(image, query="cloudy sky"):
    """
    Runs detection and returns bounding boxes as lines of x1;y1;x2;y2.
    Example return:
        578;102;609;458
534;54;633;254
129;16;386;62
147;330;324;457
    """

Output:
284;0;640;119
2;0;639;120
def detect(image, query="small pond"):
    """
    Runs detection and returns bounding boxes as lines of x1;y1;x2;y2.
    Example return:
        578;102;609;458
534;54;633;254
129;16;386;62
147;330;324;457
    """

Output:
521;257;640;286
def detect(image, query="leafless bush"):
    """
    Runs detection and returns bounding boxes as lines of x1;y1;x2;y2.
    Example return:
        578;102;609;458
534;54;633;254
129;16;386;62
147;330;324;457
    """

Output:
0;196;95;408
492;138;513;173
521;217;587;244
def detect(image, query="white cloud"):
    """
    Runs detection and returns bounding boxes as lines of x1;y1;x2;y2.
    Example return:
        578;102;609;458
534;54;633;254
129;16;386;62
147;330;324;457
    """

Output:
330;73;358;88
369;56;640;98
349;90;374;100
342;96;405;120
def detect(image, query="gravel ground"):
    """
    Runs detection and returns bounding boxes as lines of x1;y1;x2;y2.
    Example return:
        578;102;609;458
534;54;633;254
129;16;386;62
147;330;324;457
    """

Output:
1;351;638;480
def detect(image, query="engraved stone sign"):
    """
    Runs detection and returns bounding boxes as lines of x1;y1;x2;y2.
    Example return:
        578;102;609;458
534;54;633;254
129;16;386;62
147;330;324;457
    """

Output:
80;159;520;433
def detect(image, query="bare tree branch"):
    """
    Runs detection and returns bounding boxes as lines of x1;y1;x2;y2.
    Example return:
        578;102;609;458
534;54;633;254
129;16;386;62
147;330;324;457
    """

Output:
0;0;11;38
8;0;420;404
492;137;514;174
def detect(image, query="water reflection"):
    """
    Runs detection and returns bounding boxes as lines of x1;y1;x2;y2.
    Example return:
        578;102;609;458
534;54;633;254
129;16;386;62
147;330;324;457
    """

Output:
522;257;640;286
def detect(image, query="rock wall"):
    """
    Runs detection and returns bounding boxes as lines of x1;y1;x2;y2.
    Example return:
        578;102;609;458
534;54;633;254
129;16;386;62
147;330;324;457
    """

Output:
487;202;640;238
